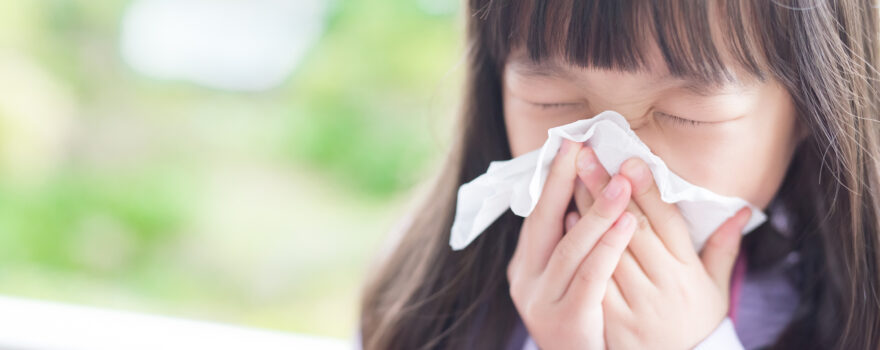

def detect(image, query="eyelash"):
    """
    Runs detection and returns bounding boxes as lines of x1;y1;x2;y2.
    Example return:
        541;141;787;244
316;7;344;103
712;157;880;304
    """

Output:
655;111;706;127
534;102;581;109
532;103;707;127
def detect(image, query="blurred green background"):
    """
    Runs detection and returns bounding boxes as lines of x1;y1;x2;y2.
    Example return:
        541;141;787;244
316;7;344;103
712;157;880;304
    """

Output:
0;0;462;338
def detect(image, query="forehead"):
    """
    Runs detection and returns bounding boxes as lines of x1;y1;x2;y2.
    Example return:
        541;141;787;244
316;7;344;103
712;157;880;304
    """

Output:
505;49;750;97
506;42;666;78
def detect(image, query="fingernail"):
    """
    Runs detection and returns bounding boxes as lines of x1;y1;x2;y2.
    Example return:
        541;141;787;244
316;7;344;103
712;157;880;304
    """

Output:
622;159;648;183
577;148;597;174
603;176;625;199
559;140;572;155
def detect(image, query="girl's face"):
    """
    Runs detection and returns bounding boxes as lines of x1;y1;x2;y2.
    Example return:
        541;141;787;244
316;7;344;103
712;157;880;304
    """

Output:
501;46;802;209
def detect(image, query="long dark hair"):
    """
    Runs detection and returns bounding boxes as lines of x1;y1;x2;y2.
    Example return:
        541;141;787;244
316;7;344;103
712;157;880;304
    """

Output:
360;1;880;349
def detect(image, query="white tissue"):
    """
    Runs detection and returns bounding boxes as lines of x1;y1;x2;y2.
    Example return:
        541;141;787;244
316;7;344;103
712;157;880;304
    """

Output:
449;110;767;251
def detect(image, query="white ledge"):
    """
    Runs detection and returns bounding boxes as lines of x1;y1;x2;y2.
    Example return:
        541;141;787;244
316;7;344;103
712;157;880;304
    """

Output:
0;295;350;350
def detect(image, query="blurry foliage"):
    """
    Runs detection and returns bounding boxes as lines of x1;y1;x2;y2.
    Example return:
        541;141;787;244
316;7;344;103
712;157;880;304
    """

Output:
0;0;461;338
0;168;192;271
284;0;459;196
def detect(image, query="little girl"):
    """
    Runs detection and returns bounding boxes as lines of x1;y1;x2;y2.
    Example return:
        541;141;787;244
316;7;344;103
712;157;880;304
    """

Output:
360;1;880;349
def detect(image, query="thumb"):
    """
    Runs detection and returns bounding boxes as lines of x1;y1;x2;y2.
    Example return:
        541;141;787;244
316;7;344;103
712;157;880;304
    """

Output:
700;207;752;292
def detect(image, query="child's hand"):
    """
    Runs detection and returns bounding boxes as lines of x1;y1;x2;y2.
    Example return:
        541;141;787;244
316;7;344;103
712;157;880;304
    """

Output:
573;147;753;350
507;140;638;350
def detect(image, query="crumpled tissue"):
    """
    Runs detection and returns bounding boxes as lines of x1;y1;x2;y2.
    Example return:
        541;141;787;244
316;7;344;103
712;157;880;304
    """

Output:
449;110;766;251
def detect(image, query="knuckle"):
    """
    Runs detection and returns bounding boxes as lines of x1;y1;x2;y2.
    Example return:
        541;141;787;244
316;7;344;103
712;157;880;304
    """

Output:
547;153;574;181
508;279;525;305
660;209;682;229
706;234;737;257
634;213;651;231
634;178;656;197
522;300;542;321
589;202;618;221
556;313;581;333
631;171;658;196
553;240;579;263
576;263;601;284
670;284;692;308
508;283;521;304
506;264;524;302
506;262;517;283
653;270;674;288
677;282;694;301
703;235;727;255
596;235;620;255
630;320;648;340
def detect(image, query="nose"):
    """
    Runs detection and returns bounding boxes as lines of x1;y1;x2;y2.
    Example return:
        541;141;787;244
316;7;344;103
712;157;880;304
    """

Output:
587;104;653;130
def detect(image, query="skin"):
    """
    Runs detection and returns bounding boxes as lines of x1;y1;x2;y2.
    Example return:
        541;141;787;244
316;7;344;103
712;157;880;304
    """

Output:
503;43;802;349
501;47;800;207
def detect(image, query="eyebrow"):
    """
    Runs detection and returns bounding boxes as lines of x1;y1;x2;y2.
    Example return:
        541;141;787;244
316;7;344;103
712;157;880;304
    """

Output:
676;78;745;97
509;57;746;97
508;58;571;79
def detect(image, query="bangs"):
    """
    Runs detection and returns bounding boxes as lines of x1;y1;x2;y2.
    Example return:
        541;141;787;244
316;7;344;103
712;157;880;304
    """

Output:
474;0;774;85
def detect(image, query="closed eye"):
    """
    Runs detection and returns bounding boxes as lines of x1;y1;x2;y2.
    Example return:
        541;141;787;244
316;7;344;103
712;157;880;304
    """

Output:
532;102;584;109
654;111;708;127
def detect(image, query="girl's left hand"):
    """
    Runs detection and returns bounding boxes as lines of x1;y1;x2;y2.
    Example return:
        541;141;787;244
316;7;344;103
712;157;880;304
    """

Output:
570;147;753;350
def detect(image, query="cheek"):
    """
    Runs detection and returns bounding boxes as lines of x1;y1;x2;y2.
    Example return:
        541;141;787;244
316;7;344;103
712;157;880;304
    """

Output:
647;116;799;209
504;118;547;157
503;99;563;157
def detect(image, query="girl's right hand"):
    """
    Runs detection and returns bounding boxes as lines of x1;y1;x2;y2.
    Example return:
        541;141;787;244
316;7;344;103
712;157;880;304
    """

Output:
507;139;638;350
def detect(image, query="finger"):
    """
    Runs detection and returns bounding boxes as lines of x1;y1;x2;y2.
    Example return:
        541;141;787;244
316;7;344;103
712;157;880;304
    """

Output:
619;157;694;263
701;207;752;292
602;276;631;315
517;139;583;275
576;147;611;197
564;210;580;232
611;248;655;309
577;147;669;279
563;212;637;305
541;175;631;301
573;178;592;215
625;214;683;287
577;150;672;283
